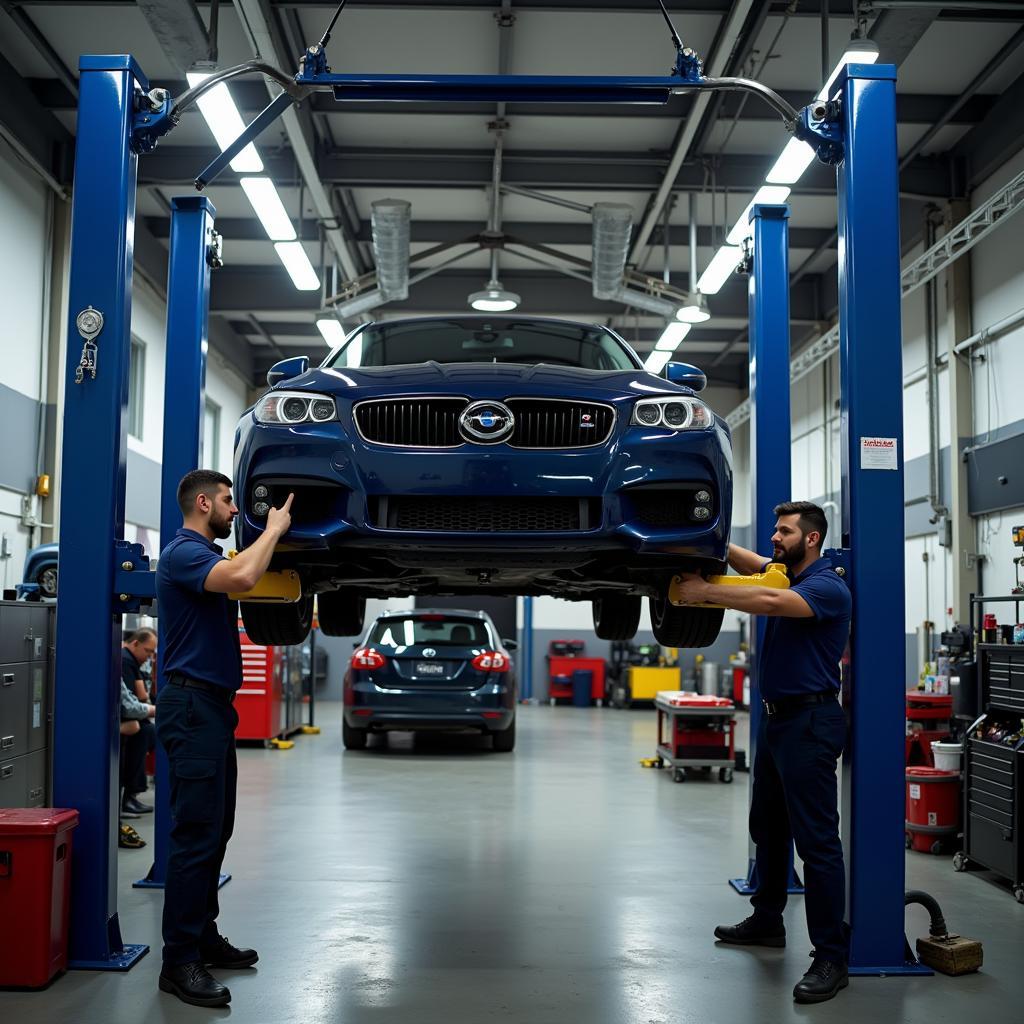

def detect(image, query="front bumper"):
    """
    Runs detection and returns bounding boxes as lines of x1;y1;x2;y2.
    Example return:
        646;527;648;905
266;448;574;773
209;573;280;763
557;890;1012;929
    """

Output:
235;414;732;567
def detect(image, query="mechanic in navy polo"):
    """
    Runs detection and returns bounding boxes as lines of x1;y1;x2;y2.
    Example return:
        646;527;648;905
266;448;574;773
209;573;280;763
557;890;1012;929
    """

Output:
154;469;293;1009
673;501;852;1005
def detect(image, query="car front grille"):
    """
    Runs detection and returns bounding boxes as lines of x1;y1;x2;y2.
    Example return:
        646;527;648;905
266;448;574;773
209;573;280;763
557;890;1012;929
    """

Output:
504;399;615;448
372;496;599;533
354;398;465;447
353;397;615;449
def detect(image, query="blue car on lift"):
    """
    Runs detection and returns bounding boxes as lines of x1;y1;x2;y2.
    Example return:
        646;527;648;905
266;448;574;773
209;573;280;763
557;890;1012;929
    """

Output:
233;316;732;649
343;608;517;751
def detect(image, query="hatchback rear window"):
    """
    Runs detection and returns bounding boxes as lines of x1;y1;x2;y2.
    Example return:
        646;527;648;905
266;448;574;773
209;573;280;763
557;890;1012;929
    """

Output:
369;617;490;648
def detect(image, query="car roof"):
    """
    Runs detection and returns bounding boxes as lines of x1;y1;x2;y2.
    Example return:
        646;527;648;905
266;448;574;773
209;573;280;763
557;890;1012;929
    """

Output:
375;608;489;621
360;314;616;334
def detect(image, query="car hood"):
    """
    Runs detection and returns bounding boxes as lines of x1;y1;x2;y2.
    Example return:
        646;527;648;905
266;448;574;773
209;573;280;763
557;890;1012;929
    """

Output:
279;361;699;402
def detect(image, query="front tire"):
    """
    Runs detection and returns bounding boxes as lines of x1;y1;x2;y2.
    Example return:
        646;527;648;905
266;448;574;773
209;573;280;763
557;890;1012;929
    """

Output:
592;595;642;641
241;595;313;646
318;591;366;637
492;719;516;752
649;594;723;648
37;566;58;599
343;720;368;750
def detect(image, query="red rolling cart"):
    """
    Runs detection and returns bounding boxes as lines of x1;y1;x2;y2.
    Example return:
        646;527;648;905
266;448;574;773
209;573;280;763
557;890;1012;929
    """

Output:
653;691;736;783
236;627;305;745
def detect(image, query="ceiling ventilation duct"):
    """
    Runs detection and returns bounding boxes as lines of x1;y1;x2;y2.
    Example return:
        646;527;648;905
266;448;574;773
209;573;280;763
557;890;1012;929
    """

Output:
592;203;634;301
371;199;411;301
332;288;385;320
611;287;679;319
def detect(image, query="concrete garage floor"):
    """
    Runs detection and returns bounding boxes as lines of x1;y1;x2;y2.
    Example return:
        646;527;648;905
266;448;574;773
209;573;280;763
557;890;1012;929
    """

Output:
3;705;1023;1023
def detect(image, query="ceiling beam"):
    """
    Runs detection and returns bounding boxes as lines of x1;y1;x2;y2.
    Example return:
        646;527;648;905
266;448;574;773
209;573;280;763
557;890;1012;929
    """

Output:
953;66;1024;189
137;0;210;73
209;266;823;320
0;2;78;98
139;146;952;197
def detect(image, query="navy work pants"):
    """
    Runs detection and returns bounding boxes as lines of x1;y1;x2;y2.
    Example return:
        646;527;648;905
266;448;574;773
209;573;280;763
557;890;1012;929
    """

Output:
749;700;848;964
156;683;238;966
121;718;155;797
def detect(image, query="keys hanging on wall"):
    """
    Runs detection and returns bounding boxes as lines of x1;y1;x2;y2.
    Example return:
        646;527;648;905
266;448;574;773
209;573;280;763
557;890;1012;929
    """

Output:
74;306;104;384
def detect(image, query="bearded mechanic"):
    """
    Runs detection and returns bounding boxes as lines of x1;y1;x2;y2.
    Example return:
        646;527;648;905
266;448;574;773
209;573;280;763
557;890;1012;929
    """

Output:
673;500;852;1004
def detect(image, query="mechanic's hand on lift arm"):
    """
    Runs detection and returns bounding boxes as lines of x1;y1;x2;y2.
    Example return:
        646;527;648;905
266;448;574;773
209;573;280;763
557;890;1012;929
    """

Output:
673;572;712;605
265;493;294;537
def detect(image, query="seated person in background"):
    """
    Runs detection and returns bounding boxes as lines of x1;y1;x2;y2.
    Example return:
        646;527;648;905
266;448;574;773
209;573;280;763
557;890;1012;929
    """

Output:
121;629;158;816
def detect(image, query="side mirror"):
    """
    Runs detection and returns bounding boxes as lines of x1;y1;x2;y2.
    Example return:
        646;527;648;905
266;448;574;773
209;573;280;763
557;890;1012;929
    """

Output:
665;361;707;392
267;356;309;388
502;638;519;651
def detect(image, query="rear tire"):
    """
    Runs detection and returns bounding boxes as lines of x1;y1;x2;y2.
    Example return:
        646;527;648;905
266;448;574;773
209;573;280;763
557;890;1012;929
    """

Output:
343;720;368;750
492;719;516;752
592;595;642;641
241;595;313;646
649;594;723;648
37;566;58;599
318;591;366;637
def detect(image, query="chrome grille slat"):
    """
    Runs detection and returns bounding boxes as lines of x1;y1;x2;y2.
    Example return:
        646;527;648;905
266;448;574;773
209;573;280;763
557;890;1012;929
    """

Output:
505;399;614;449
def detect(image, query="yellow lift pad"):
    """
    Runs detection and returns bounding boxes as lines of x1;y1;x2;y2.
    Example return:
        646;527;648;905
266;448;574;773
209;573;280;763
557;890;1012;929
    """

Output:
668;562;790;608
225;550;303;603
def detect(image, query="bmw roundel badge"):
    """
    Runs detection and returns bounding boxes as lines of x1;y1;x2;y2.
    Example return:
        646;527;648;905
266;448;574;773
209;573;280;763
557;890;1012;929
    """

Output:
459;400;516;444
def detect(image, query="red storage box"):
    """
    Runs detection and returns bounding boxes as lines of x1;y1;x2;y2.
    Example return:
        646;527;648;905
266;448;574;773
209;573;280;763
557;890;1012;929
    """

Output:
905;768;960;854
0;808;79;988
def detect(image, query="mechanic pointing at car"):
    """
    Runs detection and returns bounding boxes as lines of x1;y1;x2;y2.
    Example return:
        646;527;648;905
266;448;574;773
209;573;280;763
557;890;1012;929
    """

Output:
672;500;852;1005
155;469;292;1009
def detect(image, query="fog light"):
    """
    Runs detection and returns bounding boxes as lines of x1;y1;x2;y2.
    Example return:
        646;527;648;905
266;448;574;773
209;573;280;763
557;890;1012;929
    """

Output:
693;506;711;521
695;489;711;504
253;501;271;517
254;485;270;500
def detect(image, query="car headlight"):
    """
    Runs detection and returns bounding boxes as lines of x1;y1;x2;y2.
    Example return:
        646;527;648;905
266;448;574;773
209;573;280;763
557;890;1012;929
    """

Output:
255;391;337;425
631;397;713;430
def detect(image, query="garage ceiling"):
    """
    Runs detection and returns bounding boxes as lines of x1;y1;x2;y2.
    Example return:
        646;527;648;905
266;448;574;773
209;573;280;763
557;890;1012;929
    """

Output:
2;1;1023;387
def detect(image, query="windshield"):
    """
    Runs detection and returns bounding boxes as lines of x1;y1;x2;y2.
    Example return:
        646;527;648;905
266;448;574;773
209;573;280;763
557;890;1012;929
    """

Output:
369;616;491;648
325;318;639;371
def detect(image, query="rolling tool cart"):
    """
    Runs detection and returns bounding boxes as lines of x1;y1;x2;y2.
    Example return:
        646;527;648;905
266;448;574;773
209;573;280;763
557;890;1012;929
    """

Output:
235;625;306;747
954;588;1024;902
546;640;606;706
652;691;736;783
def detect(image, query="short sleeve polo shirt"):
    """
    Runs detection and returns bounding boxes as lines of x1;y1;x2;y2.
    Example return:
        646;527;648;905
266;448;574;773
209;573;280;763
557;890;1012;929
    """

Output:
757;557;851;701
155;528;242;691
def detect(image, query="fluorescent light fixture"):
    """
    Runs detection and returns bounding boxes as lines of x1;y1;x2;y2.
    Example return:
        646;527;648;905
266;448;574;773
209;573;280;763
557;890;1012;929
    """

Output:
766;137;816;185
697;245;742;296
186;71;263;173
274;242;320;291
655;321;692;352
240;177;296;242
468;279;520;312
644;350;673;374
316;318;346;348
725;186;793;245
676;302;711;324
817;39;880;101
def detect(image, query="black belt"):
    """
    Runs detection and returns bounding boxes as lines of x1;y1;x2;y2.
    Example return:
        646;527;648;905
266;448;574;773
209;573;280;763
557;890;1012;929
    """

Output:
168;674;235;704
762;691;838;717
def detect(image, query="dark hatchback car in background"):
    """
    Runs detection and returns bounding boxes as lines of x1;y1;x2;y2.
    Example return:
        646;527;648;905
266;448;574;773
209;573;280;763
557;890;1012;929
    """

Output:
343;608;518;752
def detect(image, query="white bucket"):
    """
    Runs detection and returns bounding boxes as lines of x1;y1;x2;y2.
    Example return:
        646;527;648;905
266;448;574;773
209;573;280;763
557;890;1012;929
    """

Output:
931;741;962;772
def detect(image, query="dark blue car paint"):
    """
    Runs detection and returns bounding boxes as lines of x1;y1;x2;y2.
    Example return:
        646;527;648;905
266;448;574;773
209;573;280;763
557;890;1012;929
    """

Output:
234;321;732;599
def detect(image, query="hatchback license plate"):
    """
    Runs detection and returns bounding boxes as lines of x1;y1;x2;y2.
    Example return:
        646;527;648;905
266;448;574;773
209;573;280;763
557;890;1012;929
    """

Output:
415;662;446;675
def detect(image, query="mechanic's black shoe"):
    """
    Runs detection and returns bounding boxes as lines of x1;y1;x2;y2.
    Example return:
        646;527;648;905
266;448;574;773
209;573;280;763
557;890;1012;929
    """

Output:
200;934;259;969
714;914;786;947
159;962;231;1007
793;955;849;1003
122;796;153;814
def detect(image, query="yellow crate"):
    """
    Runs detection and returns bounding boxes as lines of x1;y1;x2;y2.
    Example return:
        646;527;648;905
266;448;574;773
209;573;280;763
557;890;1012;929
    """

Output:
628;666;682;701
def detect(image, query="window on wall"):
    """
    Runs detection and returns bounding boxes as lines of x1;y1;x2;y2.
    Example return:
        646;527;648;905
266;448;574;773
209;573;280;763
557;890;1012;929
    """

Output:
203;398;221;471
127;338;145;439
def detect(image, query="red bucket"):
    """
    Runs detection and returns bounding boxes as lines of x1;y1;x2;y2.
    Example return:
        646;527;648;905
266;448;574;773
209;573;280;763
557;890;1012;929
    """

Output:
905;768;960;854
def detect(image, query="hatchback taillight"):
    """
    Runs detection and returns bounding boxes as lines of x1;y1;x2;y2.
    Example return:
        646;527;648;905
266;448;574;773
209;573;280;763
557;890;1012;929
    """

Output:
352;647;386;670
472;650;509;672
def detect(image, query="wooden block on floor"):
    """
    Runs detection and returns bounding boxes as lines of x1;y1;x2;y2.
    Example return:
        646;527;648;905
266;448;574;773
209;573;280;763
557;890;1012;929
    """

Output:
916;934;983;975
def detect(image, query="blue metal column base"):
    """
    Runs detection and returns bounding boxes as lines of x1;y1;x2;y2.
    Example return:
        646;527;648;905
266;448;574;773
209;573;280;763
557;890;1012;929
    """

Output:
729;857;804;896
728;203;798;893
139;195;214;890
53;53;150;971
70;945;150;972
134;872;231;891
836;64;917;974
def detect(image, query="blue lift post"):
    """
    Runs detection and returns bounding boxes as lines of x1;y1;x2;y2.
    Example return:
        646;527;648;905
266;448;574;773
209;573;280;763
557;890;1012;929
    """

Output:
728;204;803;898
135;196;218;890
837;65;925;976
52;55;149;970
